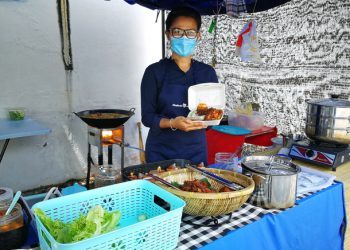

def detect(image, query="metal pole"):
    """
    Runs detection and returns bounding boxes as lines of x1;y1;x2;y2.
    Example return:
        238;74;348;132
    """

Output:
108;145;113;165
0;139;10;164
161;10;165;59
98;144;103;165
121;126;125;174
86;143;91;189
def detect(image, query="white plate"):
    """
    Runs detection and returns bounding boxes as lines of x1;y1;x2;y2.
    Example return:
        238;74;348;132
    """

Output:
187;110;205;121
197;119;221;126
187;110;223;126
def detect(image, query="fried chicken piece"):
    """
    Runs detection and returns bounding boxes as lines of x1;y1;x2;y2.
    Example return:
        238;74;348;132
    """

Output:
204;108;223;120
219;186;233;192
196;103;209;115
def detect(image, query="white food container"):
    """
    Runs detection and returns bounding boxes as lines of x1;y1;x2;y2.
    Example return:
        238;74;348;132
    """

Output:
187;83;225;126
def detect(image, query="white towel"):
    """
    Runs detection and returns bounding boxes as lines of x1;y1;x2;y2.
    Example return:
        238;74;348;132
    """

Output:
297;166;336;195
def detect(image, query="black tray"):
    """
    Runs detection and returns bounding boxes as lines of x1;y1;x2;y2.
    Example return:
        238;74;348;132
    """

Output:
123;159;192;180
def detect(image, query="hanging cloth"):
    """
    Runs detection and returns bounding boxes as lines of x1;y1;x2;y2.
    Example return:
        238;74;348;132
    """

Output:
225;0;247;17
235;20;262;62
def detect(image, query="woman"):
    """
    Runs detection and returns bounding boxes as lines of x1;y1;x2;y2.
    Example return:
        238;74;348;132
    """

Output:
141;6;219;165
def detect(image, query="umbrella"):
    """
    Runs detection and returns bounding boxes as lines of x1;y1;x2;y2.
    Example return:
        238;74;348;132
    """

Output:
124;0;291;15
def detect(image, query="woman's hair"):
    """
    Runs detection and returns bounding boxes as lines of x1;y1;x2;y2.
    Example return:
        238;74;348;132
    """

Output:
165;6;202;31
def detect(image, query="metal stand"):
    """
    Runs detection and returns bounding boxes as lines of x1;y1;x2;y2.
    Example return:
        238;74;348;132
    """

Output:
85;125;125;189
86;143;92;189
181;213;233;227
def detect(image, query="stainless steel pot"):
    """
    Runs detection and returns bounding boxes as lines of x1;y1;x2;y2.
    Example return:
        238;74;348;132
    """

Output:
306;96;350;144
241;155;300;209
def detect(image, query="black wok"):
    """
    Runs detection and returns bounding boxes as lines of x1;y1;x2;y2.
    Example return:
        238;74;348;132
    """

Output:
74;108;135;129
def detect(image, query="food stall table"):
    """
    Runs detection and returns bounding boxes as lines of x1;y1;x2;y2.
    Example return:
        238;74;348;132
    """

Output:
206;126;278;164
176;181;346;250
0;118;51;164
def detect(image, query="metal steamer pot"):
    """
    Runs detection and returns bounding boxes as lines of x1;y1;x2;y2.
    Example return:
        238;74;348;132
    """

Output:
306;96;350;144
241;155;300;209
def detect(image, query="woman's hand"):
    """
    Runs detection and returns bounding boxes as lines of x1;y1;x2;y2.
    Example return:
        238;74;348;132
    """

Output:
171;116;207;132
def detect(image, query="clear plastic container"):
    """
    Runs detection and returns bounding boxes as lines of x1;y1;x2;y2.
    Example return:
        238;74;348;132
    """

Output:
0;203;24;233
7;107;26;121
228;111;264;131
94;165;122;188
215;152;239;172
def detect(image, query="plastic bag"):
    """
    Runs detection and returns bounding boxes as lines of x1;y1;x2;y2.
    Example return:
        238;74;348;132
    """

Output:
236;20;261;62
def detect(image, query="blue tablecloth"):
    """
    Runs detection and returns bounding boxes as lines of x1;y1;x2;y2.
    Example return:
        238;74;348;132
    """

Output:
22;181;346;249
199;181;346;250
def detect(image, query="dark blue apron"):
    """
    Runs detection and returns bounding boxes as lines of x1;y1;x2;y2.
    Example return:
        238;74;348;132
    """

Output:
145;59;207;165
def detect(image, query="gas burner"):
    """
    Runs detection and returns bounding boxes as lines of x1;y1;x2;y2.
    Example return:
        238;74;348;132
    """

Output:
86;125;125;189
289;139;350;171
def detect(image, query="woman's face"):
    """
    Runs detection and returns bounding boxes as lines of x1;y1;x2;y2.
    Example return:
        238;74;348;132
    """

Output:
166;16;201;40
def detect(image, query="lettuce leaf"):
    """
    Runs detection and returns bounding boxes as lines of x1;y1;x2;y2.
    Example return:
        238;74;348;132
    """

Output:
33;205;121;243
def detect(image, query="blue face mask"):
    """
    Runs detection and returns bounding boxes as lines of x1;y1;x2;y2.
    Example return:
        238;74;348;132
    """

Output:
170;37;197;57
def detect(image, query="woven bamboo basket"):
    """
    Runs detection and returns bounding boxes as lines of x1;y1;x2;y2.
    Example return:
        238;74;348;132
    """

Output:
156;168;255;216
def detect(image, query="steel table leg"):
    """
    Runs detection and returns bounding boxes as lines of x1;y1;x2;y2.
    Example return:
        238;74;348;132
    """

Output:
0;139;10;164
108;145;113;165
86;143;91;189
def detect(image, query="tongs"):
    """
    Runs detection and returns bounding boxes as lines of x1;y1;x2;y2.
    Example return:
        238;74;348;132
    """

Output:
145;173;181;190
185;164;244;191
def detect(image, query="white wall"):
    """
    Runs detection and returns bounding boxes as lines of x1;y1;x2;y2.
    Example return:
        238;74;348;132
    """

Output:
0;0;161;191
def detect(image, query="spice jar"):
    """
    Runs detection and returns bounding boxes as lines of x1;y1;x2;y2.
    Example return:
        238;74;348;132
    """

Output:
215;152;239;172
0;203;24;233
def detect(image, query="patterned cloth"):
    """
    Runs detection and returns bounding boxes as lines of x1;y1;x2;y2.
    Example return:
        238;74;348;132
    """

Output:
225;0;247;17
176;190;317;250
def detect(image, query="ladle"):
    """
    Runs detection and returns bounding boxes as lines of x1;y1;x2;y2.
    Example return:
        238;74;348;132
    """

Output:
5;191;21;216
227;146;243;163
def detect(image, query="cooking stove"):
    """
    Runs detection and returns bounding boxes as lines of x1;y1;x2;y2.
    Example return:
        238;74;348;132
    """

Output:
289;139;350;171
86;125;125;189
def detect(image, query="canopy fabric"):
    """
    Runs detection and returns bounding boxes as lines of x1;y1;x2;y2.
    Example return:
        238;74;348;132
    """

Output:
124;0;291;15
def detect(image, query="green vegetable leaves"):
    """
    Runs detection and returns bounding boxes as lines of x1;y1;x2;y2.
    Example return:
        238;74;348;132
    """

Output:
137;214;147;222
33;205;121;244
8;110;25;120
200;178;212;188
170;181;181;188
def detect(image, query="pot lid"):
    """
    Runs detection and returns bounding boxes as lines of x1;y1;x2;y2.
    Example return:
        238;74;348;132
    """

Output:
307;98;350;107
241;156;300;176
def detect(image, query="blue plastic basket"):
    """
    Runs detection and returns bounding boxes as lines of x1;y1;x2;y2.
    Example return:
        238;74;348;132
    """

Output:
32;180;185;250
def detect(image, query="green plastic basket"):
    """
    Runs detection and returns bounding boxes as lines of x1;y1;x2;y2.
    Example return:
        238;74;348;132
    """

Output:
32;180;185;250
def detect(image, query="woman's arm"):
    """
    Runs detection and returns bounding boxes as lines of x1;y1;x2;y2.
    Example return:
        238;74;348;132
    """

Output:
159;117;206;131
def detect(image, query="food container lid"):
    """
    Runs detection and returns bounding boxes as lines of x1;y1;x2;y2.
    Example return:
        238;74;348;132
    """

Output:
307;98;350;107
241;156;300;176
188;83;225;110
0;187;13;205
